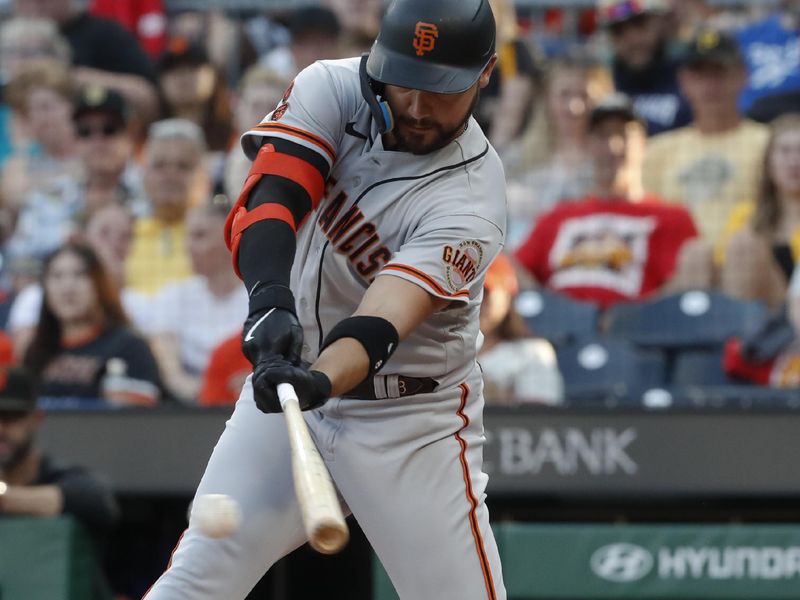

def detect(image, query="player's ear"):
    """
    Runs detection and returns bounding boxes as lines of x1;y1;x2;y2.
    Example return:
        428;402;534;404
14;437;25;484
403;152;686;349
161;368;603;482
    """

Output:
478;55;498;89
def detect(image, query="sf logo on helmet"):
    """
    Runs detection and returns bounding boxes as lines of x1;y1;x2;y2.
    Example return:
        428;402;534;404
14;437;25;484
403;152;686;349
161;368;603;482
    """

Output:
413;22;439;56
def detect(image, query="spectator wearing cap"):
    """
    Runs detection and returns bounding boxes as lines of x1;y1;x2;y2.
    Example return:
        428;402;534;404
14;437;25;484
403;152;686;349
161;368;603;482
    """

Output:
599;0;693;136
73;85;142;216
0;366;119;538
14;0;159;122
736;1;800;115
148;198;248;403
157;37;233;154
126;118;208;295
478;253;564;405
642;29;769;250
260;6;342;80
515;94;698;309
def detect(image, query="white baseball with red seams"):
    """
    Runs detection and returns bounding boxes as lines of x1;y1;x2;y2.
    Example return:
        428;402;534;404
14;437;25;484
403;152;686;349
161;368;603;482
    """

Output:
143;56;507;600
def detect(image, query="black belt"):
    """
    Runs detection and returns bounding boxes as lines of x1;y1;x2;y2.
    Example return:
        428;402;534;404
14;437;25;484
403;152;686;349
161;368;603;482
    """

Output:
341;375;439;400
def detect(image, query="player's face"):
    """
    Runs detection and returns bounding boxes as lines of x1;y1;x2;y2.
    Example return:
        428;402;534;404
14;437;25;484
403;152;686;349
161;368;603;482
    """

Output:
383;57;497;155
0;411;39;471
44;251;100;326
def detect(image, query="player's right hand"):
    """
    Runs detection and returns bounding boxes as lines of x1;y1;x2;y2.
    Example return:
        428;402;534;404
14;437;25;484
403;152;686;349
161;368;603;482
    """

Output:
242;307;304;411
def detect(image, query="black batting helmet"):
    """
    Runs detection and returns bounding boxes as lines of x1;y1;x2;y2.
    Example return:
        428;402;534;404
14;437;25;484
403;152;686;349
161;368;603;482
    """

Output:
366;0;496;94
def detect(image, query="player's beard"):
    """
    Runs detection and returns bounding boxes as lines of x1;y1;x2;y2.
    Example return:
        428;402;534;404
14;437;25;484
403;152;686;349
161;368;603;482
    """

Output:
392;89;480;155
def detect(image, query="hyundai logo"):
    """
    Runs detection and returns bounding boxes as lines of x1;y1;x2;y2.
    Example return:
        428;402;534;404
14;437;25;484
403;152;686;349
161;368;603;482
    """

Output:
590;543;654;582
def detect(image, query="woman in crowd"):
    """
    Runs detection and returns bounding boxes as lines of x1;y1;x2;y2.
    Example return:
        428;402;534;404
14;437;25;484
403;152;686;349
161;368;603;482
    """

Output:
0;17;71;166
157;37;233;157
502;57;612;248
23;242;161;406
720;113;800;310
1;59;83;262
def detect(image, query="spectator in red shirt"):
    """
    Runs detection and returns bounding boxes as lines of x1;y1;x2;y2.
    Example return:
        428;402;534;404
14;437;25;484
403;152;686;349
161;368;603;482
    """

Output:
198;331;249;407
514;94;698;309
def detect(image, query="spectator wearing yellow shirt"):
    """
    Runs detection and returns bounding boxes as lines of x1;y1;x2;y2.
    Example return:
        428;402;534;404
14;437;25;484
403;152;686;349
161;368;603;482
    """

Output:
642;29;769;248
126;119;209;295
719;114;800;310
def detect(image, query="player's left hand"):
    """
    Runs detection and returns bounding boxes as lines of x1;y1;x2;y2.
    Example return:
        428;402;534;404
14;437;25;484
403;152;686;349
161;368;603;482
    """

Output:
255;360;332;412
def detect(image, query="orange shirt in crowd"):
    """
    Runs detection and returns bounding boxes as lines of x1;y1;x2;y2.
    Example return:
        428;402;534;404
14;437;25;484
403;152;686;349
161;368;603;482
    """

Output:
199;331;250;406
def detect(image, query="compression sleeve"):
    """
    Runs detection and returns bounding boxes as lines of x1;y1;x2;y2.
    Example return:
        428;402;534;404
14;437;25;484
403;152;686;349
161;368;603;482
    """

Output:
225;136;329;314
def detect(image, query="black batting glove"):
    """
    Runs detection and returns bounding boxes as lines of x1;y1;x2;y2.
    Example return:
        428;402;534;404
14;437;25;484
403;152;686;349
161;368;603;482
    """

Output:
259;359;332;412
242;307;304;367
242;307;304;413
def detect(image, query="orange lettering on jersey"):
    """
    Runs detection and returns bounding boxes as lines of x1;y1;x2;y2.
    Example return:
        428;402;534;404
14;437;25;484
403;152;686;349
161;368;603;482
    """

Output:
318;191;391;280
329;206;364;243
441;240;484;292
318;191;347;233
413;22;439;57
340;223;376;254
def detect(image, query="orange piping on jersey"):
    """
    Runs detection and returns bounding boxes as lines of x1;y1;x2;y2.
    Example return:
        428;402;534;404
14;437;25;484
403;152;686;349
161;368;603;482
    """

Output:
141;529;187;599
454;383;498;600
382;263;471;298
253;123;336;163
251;146;325;209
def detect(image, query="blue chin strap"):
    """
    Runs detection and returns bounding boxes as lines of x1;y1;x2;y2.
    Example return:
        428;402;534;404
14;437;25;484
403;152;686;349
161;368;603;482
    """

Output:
359;54;394;134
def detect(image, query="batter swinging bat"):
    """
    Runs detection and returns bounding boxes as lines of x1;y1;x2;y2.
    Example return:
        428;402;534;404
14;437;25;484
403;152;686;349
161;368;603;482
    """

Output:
277;382;349;554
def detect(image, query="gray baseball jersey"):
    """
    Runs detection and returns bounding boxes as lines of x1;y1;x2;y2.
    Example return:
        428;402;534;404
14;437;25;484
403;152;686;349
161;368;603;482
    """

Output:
144;57;508;600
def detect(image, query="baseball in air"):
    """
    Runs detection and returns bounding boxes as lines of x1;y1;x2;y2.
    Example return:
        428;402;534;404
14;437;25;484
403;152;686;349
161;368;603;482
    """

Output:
193;494;242;538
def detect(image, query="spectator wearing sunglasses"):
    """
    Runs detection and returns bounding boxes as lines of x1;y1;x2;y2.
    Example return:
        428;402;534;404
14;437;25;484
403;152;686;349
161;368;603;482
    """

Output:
73;85;143;217
598;0;692;136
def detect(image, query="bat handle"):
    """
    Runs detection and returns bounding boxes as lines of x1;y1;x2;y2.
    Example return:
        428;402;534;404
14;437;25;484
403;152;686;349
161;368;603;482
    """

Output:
277;382;299;409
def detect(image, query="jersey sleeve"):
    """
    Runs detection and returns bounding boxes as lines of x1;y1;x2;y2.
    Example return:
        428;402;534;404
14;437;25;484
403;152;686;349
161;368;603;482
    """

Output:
241;61;349;170
378;213;504;304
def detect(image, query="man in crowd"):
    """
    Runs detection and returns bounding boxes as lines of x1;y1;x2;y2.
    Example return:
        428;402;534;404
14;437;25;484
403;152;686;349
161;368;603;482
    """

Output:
642;29;769;248
0;367;118;538
599;0;692;135
126;118;209;295
74;85;142;215
515;94;698;308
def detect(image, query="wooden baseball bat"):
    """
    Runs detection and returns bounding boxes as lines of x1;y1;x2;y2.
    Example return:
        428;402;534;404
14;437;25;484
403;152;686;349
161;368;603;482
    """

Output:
277;383;349;554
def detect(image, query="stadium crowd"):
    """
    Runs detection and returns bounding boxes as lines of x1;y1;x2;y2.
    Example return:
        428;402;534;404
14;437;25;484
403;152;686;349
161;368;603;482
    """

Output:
0;0;797;411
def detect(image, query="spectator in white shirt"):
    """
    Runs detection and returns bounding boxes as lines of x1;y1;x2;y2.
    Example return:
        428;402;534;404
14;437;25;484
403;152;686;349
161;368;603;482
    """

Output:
148;197;248;404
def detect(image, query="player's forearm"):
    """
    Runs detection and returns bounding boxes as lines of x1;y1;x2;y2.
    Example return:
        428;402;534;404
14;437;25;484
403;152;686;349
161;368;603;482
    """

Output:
311;338;370;397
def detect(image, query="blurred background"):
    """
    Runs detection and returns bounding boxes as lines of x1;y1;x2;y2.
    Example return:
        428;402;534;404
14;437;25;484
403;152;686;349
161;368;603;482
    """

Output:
0;0;800;598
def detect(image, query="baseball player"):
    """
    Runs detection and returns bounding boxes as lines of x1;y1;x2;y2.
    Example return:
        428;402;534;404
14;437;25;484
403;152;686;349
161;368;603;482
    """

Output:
143;0;507;598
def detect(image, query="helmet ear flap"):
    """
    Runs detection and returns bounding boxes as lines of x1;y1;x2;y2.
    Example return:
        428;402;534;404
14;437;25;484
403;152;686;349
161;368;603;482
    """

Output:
359;54;394;134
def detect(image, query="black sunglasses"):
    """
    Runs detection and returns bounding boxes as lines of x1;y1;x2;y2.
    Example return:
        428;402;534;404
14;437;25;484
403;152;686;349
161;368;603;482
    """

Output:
76;122;124;139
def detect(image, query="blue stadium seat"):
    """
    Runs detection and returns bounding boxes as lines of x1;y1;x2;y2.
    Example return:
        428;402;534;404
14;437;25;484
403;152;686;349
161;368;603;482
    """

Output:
670;349;735;386
514;289;599;347
556;337;668;407
605;290;768;350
